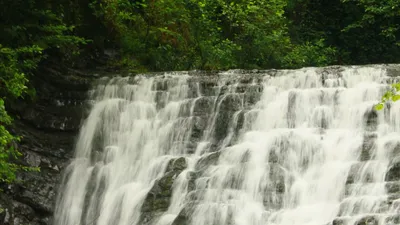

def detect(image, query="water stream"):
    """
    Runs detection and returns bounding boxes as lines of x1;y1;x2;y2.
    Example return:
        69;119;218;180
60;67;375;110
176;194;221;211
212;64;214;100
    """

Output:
54;66;400;225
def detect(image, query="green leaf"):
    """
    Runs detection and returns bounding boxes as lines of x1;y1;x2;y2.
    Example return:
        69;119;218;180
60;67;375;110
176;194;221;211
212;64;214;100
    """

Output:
392;95;400;102
375;103;384;111
392;83;400;91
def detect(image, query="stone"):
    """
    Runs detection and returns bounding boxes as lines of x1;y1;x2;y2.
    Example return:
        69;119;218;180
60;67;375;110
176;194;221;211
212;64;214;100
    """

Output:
385;214;400;224
243;85;263;107
199;80;218;96
190;116;207;143
355;216;378;225
2;67;92;224
186;172;199;192
386;159;400;182
386;181;400;194
192;97;215;117
171;204;193;225
364;109;378;132
195;151;221;171
140;157;188;220
218;94;243;112
213;94;244;143
346;162;375;184
332;218;346;225
166;157;188;172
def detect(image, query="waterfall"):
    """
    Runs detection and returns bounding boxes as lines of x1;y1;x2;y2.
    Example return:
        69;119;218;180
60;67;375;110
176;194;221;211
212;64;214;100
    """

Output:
54;66;400;225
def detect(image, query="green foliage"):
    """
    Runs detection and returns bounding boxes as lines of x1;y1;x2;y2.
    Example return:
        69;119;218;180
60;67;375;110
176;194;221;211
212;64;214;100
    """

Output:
0;45;40;182
200;39;240;70
0;0;89;183
0;99;38;183
87;0;300;70
286;0;400;65
281;39;337;69
375;83;400;110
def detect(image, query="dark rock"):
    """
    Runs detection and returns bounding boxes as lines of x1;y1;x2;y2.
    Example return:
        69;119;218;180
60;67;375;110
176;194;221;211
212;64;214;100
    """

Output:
140;157;188;221
355;215;378;225
193;97;215;117
385;214;400;224
387;193;400;204
213;98;242;143
345;181;400;196
187;172;198;192
171;213;189;225
263;193;284;210
364;109;378;132
243;85;263;108
267;164;287;194
386;64;400;77
2;67;92;224
166;157;188;173
332;218;346;225
386;159;400;182
153;80;168;91
195;151;221;171
269;149;279;163
346;162;375;184
235;84;248;93
0;193;49;225
155;91;168;109
199;80;218;96
386;181;400;194
218;94;242;112
140;211;164;225
171;204;193;225
239;76;254;84
190;116;207;143
235;110;246;133
14;168;59;216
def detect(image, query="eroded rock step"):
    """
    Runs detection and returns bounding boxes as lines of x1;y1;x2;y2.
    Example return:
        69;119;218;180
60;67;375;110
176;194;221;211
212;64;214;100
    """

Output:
345;159;400;184
331;214;400;225
345;181;400;196
140;157;188;224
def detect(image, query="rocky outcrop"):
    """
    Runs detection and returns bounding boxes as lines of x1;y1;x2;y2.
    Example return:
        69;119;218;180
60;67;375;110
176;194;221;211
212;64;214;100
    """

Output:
140;157;188;224
0;67;94;225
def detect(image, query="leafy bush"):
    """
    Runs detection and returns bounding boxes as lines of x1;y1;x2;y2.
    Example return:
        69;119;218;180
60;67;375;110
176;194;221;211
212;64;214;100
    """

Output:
281;39;337;69
0;0;87;183
0;45;42;183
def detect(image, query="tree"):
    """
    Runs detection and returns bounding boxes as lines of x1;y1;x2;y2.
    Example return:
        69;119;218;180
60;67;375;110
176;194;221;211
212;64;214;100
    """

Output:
0;0;87;183
0;45;41;183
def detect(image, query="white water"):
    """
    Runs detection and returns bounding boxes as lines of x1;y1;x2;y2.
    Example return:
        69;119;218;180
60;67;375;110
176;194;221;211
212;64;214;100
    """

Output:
54;66;400;225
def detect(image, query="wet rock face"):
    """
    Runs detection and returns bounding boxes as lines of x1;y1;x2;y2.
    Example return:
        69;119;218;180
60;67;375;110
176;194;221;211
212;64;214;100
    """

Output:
0;69;92;225
6;65;400;225
386;160;400;182
141;157;188;224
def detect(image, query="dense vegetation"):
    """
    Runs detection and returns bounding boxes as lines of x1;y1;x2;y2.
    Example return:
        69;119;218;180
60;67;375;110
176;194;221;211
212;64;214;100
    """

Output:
0;0;399;183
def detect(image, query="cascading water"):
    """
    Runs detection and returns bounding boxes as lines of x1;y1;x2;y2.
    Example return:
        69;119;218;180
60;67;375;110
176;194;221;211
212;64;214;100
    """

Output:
54;66;400;225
